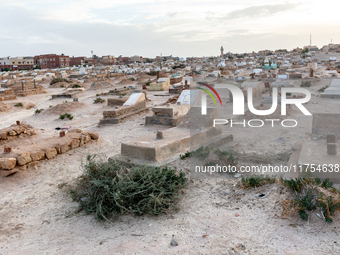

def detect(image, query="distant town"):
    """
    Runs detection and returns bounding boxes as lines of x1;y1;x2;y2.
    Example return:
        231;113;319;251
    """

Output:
1;42;339;71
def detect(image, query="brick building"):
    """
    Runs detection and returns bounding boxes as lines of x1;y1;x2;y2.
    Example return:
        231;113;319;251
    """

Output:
70;57;96;66
34;54;70;69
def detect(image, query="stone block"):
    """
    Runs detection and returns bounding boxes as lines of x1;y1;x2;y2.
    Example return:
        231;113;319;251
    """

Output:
89;132;99;140
31;151;45;161
0;132;7;140
45;148;58;159
327;133;337;144
0;168;19;177
70;139;80;149
0;158;17;170
327;143;337;155
17;153;32;166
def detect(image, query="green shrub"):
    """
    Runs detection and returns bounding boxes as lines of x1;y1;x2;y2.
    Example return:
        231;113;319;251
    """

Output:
294;188;316;211
35;109;44;114
215;149;238;166
191;146;210;159
129;77;135;81
145;81;151;86
72;84;81;88
180;151;191;159
93;97;105;104
238;175;276;188
317;193;340;223
70;156;187;221
59;113;73;120
50;77;71;85
318;85;329;92
14;103;23;107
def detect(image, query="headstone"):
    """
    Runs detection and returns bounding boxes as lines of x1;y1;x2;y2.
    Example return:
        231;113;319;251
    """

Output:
123;93;145;106
327;143;337;155
327;133;336;143
156;131;164;139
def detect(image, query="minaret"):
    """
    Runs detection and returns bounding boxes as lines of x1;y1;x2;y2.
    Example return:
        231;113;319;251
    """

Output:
220;46;224;58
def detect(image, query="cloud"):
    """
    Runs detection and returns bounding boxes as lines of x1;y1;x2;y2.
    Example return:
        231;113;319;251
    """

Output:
219;3;301;21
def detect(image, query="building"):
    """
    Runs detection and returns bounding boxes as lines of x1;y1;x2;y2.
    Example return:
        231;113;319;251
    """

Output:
101;55;116;64
70;57;85;66
34;54;70;69
10;57;34;70
258;50;273;56
220;46;224;58
321;43;340;53
303;45;319;51
0;56;34;70
117;56;130;64
0;57;11;70
130;55;141;62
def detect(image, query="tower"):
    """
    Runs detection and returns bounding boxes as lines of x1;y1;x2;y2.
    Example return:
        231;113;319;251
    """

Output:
310;34;312;46
220;46;224;58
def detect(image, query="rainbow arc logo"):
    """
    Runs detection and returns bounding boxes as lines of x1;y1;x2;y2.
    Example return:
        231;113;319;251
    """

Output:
197;82;222;107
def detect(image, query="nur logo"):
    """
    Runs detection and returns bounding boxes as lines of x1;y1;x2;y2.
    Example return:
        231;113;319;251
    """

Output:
198;83;312;117
197;82;222;115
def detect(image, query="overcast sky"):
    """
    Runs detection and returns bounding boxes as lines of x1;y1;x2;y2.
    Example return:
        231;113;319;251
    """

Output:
0;0;339;58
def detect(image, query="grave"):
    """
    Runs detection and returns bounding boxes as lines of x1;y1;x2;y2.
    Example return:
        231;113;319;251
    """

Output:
239;82;263;102
169;77;193;94
0;123;99;176
0;88;16;101
98;92;149;125
292;113;340;182
51;88;84;99
321;79;340;98
118;99;234;165
108;87;132;96
12;83;46;97
145;103;190;127
148;78;171;91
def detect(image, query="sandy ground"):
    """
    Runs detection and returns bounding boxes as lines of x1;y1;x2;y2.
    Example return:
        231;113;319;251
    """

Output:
1;74;340;254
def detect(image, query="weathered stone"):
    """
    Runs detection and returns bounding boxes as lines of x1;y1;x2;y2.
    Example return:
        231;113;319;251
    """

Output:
6;136;17;141
55;143;70;154
327;143;337;155
45;148;58;159
0;132;7;140
89;132;99;140
8;130;16;136
327;133;337;144
68;129;82;133
17;153;32;166
28;129;36;136
0;168;19;177
70;139;80;149
84;134;91;143
0;158;17;170
31;151;45;161
60;131;66;137
12;126;25;135
79;135;85;146
27;161;40;169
